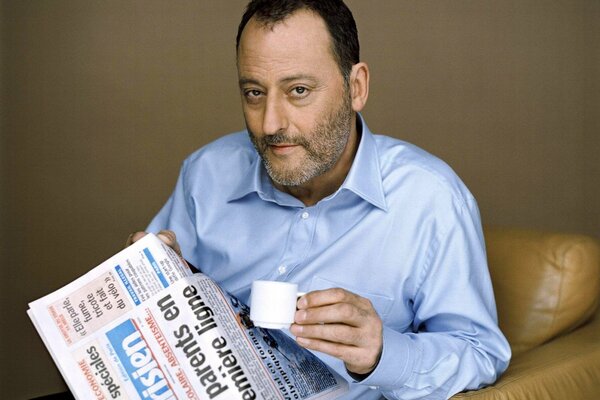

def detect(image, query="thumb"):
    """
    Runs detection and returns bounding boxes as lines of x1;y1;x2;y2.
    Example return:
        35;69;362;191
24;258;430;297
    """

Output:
156;230;183;257
125;231;148;247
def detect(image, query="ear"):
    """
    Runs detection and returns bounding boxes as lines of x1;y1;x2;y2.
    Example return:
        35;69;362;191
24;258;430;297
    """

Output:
349;62;369;112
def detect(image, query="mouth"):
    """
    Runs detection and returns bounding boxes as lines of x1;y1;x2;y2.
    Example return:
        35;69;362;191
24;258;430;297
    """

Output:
268;143;301;155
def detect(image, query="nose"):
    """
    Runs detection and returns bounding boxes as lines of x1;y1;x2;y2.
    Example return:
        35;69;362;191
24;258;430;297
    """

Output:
262;95;287;135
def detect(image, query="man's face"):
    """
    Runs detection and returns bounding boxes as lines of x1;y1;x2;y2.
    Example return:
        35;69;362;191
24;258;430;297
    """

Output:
237;10;354;187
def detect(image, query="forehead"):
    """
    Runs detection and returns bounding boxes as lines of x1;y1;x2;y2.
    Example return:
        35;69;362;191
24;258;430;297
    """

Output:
237;10;339;81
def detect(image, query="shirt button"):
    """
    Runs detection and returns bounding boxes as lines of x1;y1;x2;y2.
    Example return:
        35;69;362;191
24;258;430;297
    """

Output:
278;265;287;274
301;211;310;219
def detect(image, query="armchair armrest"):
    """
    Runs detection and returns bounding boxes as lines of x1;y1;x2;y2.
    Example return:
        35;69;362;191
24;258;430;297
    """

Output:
452;293;600;399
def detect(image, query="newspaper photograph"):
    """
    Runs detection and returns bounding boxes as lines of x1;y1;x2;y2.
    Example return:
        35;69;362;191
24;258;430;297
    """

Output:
28;234;348;399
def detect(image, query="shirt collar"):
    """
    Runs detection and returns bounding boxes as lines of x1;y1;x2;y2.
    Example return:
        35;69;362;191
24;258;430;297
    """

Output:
227;144;283;205
227;114;388;211
343;114;388;211
226;152;270;201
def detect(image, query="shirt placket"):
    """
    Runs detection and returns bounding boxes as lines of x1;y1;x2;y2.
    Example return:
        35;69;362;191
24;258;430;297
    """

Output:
273;206;319;280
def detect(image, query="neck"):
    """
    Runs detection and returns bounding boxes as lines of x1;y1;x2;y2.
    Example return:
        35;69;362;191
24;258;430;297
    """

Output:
274;116;360;207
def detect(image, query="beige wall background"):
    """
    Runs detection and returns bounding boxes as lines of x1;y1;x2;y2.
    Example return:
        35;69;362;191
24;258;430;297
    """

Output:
1;1;598;397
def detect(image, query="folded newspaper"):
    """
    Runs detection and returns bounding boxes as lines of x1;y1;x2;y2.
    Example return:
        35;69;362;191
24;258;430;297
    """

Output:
28;234;348;399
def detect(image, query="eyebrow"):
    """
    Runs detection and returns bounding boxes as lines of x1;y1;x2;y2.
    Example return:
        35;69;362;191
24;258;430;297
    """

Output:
238;77;260;88
238;74;319;88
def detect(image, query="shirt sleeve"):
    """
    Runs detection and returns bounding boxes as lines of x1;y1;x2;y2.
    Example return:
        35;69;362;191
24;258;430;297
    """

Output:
357;197;511;399
146;160;200;266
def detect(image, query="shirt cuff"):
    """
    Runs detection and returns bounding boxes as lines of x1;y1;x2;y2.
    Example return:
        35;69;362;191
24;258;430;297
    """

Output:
353;326;417;389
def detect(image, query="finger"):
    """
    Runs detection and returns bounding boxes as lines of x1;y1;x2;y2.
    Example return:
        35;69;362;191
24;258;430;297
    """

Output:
296;302;373;327
296;335;356;360
157;230;182;256
293;321;361;346
125;231;147;247
293;313;381;351
299;288;369;311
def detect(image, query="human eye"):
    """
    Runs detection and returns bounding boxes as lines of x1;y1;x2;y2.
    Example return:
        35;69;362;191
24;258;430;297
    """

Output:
243;89;264;104
289;86;310;99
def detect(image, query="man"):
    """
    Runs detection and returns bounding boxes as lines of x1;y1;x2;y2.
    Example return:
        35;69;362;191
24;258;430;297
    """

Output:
129;1;511;398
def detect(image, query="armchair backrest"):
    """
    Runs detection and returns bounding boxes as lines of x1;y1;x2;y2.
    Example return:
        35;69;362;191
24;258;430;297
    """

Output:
484;228;600;356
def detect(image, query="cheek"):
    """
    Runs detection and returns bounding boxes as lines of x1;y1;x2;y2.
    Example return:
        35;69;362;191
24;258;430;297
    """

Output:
242;107;262;132
288;108;321;135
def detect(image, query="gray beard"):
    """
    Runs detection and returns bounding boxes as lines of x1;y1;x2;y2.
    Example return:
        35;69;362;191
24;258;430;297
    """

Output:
248;98;353;187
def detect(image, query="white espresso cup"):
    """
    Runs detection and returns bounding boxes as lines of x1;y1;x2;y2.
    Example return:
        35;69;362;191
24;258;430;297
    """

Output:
250;280;306;329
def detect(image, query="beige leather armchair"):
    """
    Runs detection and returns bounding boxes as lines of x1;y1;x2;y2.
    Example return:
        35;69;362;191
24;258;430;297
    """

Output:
453;228;600;399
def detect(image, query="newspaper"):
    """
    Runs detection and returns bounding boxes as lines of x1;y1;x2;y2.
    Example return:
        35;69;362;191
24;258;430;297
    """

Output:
28;234;348;399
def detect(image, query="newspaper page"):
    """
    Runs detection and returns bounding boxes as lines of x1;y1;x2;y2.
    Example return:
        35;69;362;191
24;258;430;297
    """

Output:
28;234;348;399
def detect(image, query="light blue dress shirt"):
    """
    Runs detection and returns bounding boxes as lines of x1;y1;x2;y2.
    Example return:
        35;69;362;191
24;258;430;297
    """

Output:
147;115;511;399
